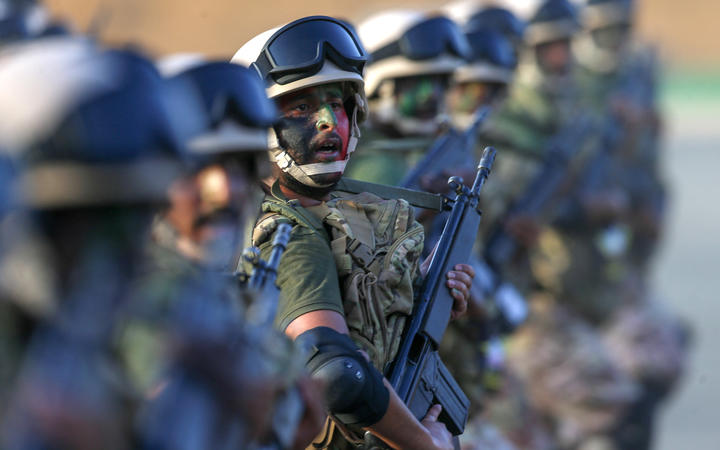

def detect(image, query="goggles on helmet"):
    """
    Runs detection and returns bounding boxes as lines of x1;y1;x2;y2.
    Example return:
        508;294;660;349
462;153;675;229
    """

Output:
253;16;367;86
466;30;517;70
465;8;526;41
173;62;278;128
370;16;471;64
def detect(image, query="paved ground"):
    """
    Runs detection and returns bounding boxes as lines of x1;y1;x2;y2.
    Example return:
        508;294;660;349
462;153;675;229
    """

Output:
653;82;720;450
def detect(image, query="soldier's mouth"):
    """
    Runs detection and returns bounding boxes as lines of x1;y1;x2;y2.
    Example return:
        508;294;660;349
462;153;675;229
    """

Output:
313;138;342;161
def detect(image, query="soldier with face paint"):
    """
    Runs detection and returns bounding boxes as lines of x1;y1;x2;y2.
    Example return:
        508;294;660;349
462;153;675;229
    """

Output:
233;15;476;450
343;10;472;188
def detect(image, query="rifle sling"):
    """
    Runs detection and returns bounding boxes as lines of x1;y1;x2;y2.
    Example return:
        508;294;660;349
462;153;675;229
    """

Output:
336;178;444;212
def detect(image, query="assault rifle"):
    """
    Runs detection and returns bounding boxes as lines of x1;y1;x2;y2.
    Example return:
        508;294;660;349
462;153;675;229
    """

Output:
400;106;491;190
484;113;597;271
241;223;292;327
373;148;497;441
140;224;298;450
475;113;597;333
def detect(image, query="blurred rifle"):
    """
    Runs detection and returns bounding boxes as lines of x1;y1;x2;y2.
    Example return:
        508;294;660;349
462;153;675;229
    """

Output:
474;113;597;334
365;148;496;448
400;106;491;190
3;249;129;449
240;223;307;450
139;224;302;450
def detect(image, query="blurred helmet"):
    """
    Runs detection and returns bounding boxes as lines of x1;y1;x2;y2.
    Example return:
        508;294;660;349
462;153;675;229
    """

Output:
232;16;368;188
455;29;517;84
583;0;634;29
525;0;581;46
0;37;184;209
360;10;470;97
166;61;278;156
465;7;526;45
359;10;470;136
0;0;67;46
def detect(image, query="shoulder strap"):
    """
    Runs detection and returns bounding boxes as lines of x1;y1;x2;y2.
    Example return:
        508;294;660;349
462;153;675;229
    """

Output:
252;193;329;247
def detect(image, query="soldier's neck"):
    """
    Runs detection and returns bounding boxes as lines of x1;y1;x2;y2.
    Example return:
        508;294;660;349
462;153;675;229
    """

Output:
278;183;329;206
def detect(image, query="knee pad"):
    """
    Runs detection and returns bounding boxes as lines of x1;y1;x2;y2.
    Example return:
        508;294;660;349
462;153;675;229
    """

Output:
295;327;389;426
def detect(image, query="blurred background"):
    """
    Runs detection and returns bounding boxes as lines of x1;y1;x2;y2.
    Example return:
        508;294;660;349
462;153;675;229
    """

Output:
41;0;720;448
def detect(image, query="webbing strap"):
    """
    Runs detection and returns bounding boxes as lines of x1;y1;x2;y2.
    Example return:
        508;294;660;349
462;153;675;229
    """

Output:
335;178;445;212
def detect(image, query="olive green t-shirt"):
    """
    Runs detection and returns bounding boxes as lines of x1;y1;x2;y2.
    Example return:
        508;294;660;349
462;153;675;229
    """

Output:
257;187;345;332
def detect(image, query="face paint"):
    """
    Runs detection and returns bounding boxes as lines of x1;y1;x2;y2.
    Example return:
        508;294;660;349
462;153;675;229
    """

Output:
449;81;508;116
395;75;448;120
275;83;351;192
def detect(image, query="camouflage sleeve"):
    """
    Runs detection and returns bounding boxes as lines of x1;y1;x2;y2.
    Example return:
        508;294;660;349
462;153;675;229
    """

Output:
260;227;344;331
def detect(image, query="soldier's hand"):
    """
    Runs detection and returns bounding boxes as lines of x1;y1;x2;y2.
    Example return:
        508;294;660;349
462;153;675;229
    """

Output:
447;264;475;320
420;405;454;450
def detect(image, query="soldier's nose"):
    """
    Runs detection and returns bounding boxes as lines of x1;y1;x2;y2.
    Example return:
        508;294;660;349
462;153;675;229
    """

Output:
316;105;337;132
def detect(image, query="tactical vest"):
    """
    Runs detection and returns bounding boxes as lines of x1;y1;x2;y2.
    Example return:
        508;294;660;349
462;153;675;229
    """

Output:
253;184;424;372
253;184;425;448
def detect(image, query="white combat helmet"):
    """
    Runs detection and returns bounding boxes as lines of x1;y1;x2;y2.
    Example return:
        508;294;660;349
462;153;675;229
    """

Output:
358;10;470;136
231;16;368;188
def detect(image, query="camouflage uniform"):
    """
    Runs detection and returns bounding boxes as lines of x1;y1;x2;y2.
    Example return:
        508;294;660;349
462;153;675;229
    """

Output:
253;182;426;449
575;31;689;448
344;127;431;186
476;51;641;447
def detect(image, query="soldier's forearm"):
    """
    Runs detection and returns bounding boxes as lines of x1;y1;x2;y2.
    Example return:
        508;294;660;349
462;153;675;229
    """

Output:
364;379;438;450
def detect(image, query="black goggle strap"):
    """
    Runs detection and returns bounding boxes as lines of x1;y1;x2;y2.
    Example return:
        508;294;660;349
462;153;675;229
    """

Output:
254;44;364;86
369;40;403;64
370;31;466;64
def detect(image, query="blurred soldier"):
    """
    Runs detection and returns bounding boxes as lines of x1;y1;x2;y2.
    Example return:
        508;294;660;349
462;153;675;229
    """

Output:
343;10;470;187
480;1;641;448
0;40;184;449
233;15;475;449
575;1;689;448
437;26;524;450
119;60;325;449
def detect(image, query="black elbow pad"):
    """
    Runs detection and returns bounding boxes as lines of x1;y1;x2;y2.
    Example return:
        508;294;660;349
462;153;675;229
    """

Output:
295;327;390;427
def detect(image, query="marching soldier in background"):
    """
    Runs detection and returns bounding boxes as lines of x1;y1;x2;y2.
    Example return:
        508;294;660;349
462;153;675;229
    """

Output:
0;39;185;449
481;0;642;448
575;1;689;448
344;9;470;187
435;18;526;450
120;60;325;449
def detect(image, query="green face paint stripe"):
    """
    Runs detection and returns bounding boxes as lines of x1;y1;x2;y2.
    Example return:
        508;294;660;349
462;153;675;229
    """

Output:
317;103;338;128
416;78;435;103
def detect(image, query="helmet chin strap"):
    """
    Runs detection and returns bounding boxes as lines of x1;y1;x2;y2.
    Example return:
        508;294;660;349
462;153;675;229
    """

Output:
270;97;362;188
